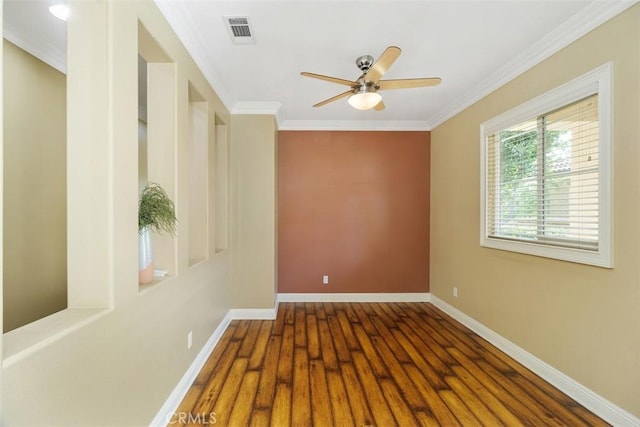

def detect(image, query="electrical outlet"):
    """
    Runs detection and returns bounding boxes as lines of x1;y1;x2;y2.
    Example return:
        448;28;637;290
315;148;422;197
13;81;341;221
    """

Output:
322;275;329;285
187;331;193;349
453;287;458;298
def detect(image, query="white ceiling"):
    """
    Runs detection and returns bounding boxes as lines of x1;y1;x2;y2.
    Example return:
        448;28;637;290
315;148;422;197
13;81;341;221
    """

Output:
3;0;67;72
4;0;637;130
154;0;637;130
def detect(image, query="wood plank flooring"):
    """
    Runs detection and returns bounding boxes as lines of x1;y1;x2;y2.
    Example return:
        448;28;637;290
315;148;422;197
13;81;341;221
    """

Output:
172;302;608;426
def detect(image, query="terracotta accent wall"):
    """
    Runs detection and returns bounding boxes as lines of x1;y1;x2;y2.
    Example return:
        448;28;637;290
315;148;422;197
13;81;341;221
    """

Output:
278;131;430;293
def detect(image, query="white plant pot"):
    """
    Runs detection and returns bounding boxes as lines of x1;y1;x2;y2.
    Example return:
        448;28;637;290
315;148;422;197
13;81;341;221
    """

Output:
138;226;154;284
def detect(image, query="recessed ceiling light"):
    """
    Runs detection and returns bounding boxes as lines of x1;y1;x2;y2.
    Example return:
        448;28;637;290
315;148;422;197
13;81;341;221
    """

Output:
49;4;69;21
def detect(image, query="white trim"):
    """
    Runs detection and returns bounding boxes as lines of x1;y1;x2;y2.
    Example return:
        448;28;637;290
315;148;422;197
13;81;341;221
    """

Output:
480;63;613;268
231;101;282;116
151;300;279;425
153;293;639;426
156;0;636;130
277;292;430;303
480;63;610;134
231;101;283;127
229;294;280;320
229;307;278;320
278;119;430;132
3;27;67;74
154;0;234;112
149;312;232;427
426;0;637;129
430;295;640;427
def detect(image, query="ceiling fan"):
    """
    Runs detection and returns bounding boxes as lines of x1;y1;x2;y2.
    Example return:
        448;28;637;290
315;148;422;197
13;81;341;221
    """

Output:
301;46;441;111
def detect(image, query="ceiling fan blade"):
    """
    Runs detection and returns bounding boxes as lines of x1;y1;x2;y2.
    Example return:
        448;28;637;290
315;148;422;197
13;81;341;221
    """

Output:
313;90;353;107
365;46;402;83
373;100;385;111
301;72;355;87
377;77;442;90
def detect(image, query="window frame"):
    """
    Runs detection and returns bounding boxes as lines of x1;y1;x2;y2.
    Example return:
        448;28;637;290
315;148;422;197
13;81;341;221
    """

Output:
480;63;613;268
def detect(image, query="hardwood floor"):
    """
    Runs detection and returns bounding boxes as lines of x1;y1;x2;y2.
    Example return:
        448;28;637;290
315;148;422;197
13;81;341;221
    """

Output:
172;302;608;426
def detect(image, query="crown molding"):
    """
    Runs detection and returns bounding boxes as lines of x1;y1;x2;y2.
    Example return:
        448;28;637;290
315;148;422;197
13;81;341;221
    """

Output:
231;101;283;125
154;0;235;112
3;27;66;74
163;1;636;130
278;119;431;131
425;0;639;129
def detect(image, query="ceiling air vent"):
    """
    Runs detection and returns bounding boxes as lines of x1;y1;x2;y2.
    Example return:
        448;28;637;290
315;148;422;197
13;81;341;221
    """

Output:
224;16;256;44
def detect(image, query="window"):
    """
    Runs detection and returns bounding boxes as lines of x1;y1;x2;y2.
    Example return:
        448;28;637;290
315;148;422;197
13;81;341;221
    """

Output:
481;63;612;267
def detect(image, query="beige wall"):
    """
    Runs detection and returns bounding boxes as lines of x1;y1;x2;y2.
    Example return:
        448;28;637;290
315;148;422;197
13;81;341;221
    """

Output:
230;115;278;309
1;0;233;425
3;39;67;332
430;5;639;417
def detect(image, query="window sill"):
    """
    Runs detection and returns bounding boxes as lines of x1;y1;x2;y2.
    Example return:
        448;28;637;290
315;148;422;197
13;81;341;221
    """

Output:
3;307;111;368
481;236;613;268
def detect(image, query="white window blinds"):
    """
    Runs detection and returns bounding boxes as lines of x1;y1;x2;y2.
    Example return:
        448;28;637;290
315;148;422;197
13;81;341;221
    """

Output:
481;63;612;267
485;94;600;251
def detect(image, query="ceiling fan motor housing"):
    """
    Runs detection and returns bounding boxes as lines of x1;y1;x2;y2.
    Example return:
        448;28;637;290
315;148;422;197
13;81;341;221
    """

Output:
355;55;375;72
352;81;378;94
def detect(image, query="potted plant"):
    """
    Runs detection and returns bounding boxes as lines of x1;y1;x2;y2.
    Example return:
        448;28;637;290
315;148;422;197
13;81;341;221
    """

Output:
138;182;177;284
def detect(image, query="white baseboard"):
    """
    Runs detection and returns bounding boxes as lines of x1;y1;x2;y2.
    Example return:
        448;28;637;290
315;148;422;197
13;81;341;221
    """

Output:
151;292;427;424
149;312;232;427
229;307;278;320
277;292;430;303
430;295;640;427
151;301;279;426
154;293;640;427
230;296;280;319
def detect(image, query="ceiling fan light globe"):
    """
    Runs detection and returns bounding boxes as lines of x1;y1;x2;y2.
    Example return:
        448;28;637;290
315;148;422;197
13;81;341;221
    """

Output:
49;3;70;21
348;92;382;110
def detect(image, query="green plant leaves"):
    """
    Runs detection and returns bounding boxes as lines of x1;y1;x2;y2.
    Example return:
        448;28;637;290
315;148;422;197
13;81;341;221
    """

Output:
138;182;177;235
